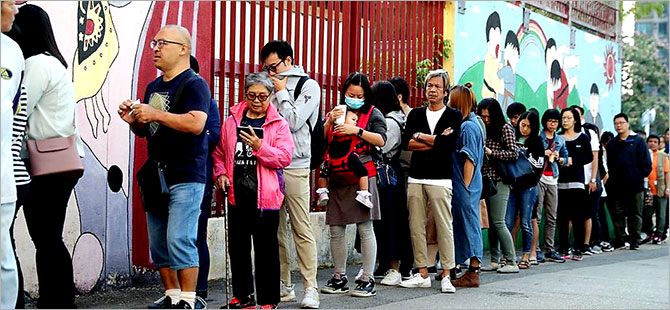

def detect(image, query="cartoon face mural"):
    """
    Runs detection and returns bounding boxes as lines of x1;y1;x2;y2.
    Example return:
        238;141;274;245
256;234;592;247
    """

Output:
454;2;621;133
14;1;214;296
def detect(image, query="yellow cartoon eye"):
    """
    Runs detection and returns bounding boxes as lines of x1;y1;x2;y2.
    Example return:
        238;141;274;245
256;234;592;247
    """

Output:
1;68;12;80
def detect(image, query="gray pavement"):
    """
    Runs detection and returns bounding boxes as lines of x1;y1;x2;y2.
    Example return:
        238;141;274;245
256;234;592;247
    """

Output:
61;244;669;309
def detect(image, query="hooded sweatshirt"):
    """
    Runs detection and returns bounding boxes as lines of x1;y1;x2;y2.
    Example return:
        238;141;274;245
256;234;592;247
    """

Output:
271;66;321;169
381;110;406;158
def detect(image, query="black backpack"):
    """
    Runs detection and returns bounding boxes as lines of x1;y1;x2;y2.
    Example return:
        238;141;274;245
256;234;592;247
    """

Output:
294;76;325;170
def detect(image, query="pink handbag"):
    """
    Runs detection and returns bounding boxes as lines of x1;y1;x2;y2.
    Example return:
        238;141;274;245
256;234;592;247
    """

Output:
27;135;84;178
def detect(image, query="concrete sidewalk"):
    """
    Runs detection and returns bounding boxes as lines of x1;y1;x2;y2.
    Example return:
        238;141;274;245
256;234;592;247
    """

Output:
53;244;669;309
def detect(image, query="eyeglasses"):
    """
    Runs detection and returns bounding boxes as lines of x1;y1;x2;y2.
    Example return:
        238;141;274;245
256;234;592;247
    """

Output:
614;121;627;126
263;59;286;73
246;92;270;102
150;39;185;49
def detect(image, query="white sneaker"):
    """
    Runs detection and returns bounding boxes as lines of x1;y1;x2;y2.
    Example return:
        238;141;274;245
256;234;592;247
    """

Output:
355;190;373;209
440;276;456;293
300;287;320;309
355;268;364;282
280;281;296;302
399;273;431;288
316;188;329;207
380;269;402;286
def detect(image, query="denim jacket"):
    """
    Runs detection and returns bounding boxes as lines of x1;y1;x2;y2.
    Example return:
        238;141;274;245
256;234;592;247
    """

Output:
540;131;569;180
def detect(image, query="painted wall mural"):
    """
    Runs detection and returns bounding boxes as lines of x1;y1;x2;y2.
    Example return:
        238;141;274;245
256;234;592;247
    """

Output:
454;2;621;133
14;1;213;296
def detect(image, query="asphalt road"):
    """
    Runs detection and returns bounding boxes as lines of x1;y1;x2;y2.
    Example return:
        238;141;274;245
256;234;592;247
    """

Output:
61;244;669;309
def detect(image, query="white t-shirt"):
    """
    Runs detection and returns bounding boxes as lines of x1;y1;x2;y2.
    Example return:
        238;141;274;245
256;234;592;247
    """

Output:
23;54;84;157
1;34;23;204
426;105;446;134
582;125;599;184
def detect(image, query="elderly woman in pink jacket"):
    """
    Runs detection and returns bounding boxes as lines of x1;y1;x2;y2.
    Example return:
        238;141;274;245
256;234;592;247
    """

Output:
213;72;294;309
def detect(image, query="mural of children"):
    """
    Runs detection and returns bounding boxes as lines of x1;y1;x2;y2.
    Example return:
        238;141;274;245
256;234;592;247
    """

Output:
585;83;604;130
497;30;520;111
482;12;504;100
545;38;579;110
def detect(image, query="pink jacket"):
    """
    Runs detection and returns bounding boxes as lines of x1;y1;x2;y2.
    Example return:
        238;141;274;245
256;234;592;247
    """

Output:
212;101;294;209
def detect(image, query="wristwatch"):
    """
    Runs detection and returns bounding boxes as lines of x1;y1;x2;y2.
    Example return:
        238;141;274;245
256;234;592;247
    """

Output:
357;128;364;137
413;132;421;141
590;178;597;183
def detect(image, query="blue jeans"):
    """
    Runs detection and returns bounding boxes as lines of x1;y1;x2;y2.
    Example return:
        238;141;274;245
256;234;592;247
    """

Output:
506;186;537;254
147;182;205;270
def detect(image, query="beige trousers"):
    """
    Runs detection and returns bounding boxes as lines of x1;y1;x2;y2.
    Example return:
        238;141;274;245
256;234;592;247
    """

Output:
407;183;455;270
278;168;318;288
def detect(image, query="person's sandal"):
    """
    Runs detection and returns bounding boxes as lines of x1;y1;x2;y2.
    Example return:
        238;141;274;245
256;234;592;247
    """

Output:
529;258;539;266
518;260;530;269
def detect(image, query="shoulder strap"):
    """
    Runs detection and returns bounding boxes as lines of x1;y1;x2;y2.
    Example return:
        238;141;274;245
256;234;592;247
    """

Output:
385;115;403;130
293;76;310;101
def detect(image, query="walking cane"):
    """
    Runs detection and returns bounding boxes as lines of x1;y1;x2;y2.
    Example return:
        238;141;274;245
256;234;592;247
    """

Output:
222;186;231;309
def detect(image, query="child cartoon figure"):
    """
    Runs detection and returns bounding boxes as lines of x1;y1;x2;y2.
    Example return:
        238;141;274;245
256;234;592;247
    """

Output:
545;38;579;109
316;110;373;208
482;11;504;100
497;30;520;111
585;83;604;130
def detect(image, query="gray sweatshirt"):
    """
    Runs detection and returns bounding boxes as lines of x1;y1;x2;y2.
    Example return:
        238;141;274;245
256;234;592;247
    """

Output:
382;110;406;158
271;66;321;169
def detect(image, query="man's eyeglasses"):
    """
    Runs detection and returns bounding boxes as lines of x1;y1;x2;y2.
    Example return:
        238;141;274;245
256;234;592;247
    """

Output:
150;39;185;49
246;92;270;102
263;59;286;73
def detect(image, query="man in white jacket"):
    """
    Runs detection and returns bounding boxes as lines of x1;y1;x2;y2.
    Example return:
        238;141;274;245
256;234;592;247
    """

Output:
261;40;321;309
1;2;21;308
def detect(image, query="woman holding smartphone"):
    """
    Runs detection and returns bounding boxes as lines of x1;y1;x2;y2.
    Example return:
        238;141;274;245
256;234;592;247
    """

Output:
212;72;294;309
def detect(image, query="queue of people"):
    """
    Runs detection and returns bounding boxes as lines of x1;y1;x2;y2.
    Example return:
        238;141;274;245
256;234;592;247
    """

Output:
1;3;665;308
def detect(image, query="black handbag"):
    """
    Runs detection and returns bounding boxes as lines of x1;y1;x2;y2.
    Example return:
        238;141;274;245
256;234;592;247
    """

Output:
497;149;535;187
481;174;497;199
136;159;170;214
373;146;398;188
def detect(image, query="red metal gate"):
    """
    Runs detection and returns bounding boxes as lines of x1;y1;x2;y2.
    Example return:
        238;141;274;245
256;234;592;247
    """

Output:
211;1;444;113
210;1;444;211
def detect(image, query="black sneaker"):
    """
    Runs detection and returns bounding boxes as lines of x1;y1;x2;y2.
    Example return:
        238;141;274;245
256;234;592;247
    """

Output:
148;295;173;309
194;296;207;309
224;295;255;309
545;251;566;263
175;300;193;309
600;241;614;252
320;275;349;294
629;240;640;250
571;250;583;261
582;244;593;256
351;278;377;297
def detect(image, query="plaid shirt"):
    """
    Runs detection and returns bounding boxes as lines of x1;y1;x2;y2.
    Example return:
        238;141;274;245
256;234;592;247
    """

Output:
483;123;520;182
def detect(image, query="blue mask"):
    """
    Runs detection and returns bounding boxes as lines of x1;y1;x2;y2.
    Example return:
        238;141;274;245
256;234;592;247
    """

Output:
344;96;365;110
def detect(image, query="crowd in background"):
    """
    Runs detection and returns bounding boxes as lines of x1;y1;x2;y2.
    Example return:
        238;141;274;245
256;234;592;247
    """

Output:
1;2;667;309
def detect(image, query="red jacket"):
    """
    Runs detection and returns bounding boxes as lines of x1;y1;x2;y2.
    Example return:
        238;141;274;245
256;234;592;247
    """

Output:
212;101;294;209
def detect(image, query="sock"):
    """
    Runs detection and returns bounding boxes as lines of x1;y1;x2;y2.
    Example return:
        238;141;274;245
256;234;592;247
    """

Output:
166;289;181;305
316;187;329;194
180;291;196;308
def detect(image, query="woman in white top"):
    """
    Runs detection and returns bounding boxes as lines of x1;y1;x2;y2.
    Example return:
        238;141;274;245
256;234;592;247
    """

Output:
14;5;84;308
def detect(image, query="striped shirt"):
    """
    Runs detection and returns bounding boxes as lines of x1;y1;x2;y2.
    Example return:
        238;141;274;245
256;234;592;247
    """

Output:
12;83;30;185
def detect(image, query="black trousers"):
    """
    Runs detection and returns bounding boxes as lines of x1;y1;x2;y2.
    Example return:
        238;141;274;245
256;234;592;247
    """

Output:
587;188;602;245
597;196;612;243
373;158;413;275
23;172;80;308
228;205;280;305
557;188;588;251
195;185;213;295
10;184;29;309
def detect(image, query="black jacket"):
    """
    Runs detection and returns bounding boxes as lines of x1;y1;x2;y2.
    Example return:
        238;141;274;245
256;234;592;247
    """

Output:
401;106;462;180
606;133;652;195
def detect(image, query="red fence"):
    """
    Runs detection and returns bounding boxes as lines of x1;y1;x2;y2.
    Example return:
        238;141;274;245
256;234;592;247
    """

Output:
211;1;445;115
210;1;444;211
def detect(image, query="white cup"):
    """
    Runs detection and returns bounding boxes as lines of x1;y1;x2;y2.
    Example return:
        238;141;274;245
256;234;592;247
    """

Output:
334;105;347;125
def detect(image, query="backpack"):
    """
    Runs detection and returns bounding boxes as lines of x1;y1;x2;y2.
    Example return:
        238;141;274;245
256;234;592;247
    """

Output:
325;106;376;185
294;76;325;170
